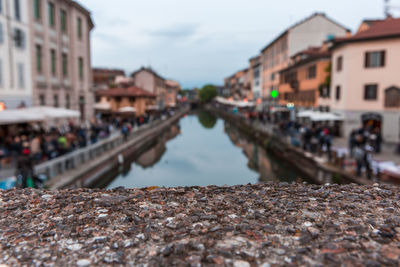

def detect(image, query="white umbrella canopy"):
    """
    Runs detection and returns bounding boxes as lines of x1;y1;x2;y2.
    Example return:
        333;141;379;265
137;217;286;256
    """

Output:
118;106;136;113
0;109;45;125
94;102;111;110
297;110;343;121
215;97;255;108
27;106;80;119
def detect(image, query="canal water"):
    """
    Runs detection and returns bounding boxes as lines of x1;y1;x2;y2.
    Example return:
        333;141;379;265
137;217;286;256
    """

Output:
105;111;304;189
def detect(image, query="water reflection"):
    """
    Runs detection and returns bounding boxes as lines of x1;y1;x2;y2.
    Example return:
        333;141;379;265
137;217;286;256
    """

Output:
104;111;304;189
224;123;303;183
197;110;217;129
136;124;180;169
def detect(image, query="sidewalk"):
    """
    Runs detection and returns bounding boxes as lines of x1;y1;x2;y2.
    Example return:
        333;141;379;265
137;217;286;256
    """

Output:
333;137;400;165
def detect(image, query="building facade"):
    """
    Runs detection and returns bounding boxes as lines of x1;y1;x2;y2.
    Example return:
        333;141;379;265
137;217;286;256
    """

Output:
260;13;349;106
0;0;33;109
29;0;94;120
327;17;400;143
131;67;167;109
224;68;250;99
165;79;180;108
249;55;262;101
93;68;125;90
95;86;156;116
279;46;331;108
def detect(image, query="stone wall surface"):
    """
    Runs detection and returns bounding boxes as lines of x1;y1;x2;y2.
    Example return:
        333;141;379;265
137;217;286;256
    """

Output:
0;183;400;266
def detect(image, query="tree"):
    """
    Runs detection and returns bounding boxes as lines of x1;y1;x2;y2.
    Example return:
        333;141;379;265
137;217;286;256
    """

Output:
199;84;217;103
178;90;187;97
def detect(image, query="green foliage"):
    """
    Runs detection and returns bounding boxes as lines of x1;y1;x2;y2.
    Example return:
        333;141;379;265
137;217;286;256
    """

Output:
197;111;217;129
319;63;331;96
323;63;331;88
199;84;218;103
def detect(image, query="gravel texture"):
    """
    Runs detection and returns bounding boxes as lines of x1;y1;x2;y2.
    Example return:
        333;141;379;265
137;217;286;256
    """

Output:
0;182;400;266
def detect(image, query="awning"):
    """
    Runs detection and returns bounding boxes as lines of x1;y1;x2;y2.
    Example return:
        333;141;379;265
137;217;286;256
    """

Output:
94;102;111;110
297;110;343;122
28;107;81;119
215;97;255;108
118;106;136;113
0;110;45;125
0;107;81;125
146;105;159;111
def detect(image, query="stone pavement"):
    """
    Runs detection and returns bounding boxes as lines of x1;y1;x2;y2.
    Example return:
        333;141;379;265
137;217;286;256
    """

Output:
1;183;400;266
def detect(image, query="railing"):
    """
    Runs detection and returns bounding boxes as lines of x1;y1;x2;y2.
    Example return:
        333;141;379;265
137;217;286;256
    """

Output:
34;110;186;180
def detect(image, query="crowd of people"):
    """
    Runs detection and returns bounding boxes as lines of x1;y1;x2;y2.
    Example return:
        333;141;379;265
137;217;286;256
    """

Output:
229;106;388;180
0;113;163;185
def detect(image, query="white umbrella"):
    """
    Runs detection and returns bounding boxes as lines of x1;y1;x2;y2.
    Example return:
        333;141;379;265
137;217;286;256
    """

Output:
118;106;136;113
0;109;45;125
94;102;111;110
28;106;80;119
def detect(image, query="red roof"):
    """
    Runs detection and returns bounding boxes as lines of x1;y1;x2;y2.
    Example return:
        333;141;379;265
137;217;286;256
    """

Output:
292;46;331;58
96;87;156;98
334;17;400;44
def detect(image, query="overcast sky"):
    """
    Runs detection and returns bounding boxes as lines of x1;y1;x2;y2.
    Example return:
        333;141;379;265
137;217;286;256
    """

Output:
82;0;399;88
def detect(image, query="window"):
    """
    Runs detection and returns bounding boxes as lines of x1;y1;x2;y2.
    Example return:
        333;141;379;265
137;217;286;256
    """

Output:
77;17;82;39
36;45;42;73
253;69;260;79
14;28;25;49
78;57;83;80
336;56;343;71
364;84;378;100
17;63;24;89
48;2;55;27
0;0;2;14
60;9;67;32
50;49;56;76
365;51;385;68
307;65;316;79
53;95;59;107
39;95;45;106
66;94;70;109
270;72;275;81
335;86;341;100
62;53;68;77
34;0;41;20
14;0;21;21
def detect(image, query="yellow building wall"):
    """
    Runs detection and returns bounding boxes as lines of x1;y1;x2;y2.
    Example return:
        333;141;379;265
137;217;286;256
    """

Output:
279;59;330;108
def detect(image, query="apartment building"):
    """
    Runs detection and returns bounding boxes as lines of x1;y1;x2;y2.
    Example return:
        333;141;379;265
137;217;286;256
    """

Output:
165;79;180;108
0;0;33;109
93;67;125;90
279;46;331;108
249;55;262;101
224;68;250;99
260;13;349;106
327;17;400;143
29;0;94;120
131;67;167;109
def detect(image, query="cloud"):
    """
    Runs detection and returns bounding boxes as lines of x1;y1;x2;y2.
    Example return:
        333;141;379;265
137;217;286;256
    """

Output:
147;23;199;39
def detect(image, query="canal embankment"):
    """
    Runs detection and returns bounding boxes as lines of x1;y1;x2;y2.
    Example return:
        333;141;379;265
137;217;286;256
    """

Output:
207;105;374;185
44;107;189;190
1;183;399;266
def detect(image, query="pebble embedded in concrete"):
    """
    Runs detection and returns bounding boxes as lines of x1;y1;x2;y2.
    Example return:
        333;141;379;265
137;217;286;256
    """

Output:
0;183;399;266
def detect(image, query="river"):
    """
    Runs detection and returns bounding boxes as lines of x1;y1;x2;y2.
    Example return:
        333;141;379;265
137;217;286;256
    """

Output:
104;111;305;189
